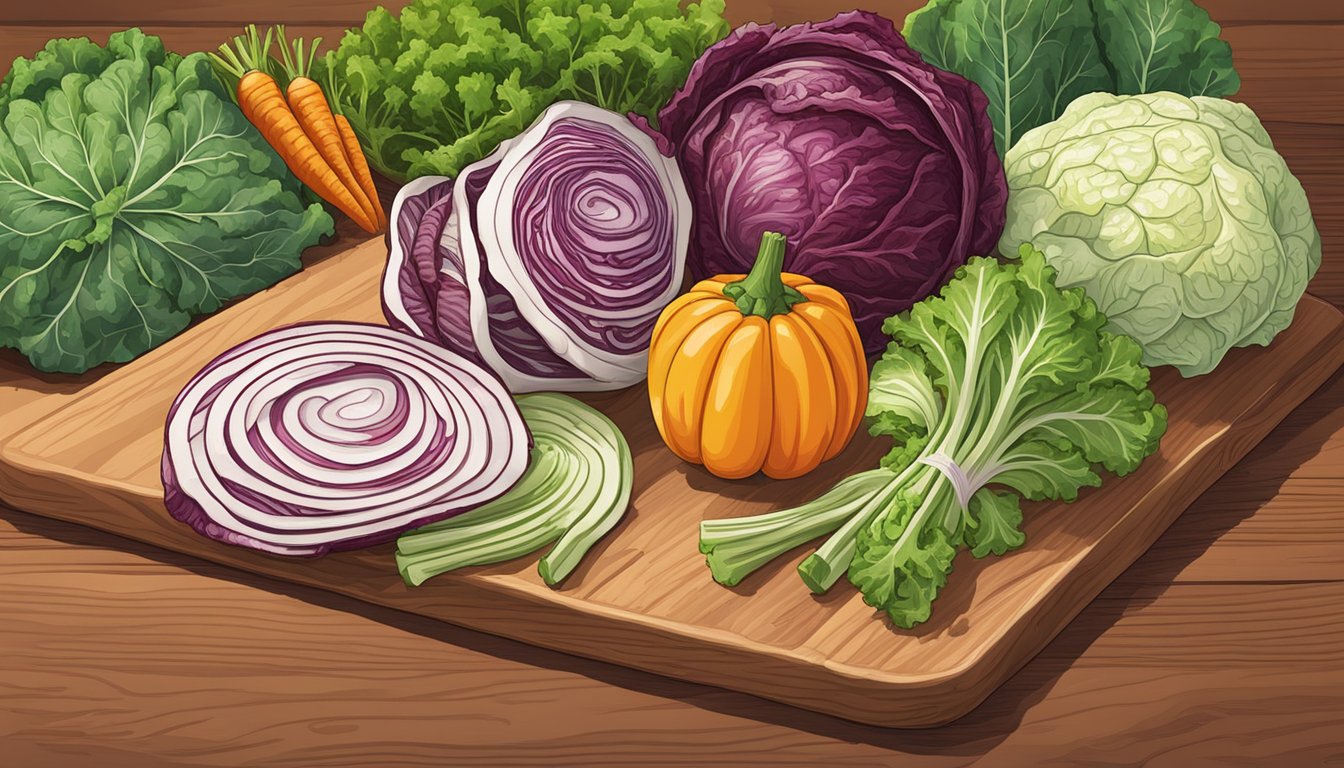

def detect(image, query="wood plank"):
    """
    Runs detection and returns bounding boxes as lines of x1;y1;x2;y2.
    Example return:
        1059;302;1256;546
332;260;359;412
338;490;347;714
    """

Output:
1122;466;1344;581
0;24;346;68
4;509;1343;766
1303;178;1344;306
1202;0;1344;24
1103;361;1344;585
1221;25;1344;125
0;235;1340;727
1268;124;1344;178
1;0;409;25
4;0;1335;26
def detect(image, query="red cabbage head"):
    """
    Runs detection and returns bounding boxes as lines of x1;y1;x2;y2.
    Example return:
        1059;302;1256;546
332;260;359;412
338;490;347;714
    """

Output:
653;11;1007;351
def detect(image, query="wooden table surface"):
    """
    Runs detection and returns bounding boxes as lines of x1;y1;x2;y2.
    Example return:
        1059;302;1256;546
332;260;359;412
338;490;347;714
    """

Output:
2;1;1343;765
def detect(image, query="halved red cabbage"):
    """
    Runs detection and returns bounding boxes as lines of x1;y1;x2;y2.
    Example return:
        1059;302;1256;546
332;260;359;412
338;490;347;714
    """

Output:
161;322;530;556
384;101;691;392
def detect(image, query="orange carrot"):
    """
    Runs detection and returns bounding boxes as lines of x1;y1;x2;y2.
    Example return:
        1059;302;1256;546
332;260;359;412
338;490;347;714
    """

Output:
334;112;387;229
275;27;381;232
211;26;377;233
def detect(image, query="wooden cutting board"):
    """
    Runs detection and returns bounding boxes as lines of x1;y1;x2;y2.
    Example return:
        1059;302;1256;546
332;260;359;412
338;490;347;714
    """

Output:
2;235;1342;728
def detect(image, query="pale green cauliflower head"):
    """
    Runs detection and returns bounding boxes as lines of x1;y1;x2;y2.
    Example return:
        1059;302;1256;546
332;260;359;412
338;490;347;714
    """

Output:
998;91;1320;376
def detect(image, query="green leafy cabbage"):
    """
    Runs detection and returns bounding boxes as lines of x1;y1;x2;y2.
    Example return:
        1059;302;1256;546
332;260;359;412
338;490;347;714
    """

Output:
0;29;333;374
320;0;728;182
903;0;1240;156
998;92;1321;377
700;246;1167;629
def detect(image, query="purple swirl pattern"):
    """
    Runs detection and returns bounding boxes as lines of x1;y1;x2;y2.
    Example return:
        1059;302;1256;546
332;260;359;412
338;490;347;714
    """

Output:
507;120;680;356
161;322;530;556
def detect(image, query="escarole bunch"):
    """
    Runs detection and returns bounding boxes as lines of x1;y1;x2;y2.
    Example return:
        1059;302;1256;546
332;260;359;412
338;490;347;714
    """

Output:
700;246;1168;627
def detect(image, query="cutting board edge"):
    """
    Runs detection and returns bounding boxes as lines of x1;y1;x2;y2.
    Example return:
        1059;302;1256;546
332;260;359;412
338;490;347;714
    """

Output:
1;296;1341;728
0;466;1009;729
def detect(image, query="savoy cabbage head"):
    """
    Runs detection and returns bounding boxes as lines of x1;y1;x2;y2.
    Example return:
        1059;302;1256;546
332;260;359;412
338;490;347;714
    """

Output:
998;92;1320;377
0;29;333;374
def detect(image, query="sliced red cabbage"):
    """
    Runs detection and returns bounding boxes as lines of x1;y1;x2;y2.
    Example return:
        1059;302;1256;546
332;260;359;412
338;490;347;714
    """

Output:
384;166;589;386
479;103;690;383
458;157;591;385
384;101;691;392
161;322;531;556
383;175;453;343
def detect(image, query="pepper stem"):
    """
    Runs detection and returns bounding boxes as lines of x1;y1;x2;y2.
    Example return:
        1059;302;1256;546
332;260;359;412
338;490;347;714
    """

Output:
723;231;808;319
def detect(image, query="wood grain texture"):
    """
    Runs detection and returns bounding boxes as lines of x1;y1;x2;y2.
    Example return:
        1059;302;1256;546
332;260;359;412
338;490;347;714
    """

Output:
1;239;1341;727
3;0;1344;761
2;0;1333;25
1109;364;1344;586
4;509;1344;768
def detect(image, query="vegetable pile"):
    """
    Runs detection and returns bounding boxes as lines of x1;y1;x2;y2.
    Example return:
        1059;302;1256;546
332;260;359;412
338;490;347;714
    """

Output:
652;10;1008;351
700;247;1167;627
0;29;332;374
904;0;1240;156
5;0;1320;631
322;0;730;182
397;392;633;586
998;92;1321;376
161;322;531;556
384;100;690;392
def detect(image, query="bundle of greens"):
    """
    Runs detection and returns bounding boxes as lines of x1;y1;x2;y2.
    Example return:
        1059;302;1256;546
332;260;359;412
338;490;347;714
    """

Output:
700;246;1168;628
320;0;729;182
0;29;332;374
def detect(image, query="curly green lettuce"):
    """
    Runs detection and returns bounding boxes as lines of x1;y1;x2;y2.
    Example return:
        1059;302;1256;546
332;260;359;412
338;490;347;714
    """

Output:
700;246;1167;629
0;29;333;374
320;0;729;181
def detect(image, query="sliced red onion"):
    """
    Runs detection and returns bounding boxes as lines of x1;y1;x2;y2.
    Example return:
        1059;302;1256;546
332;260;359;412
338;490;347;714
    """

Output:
161;322;530;556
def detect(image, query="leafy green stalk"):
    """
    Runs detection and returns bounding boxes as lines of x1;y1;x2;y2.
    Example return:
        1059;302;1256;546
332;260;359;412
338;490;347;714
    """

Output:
699;469;893;587
796;465;914;594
